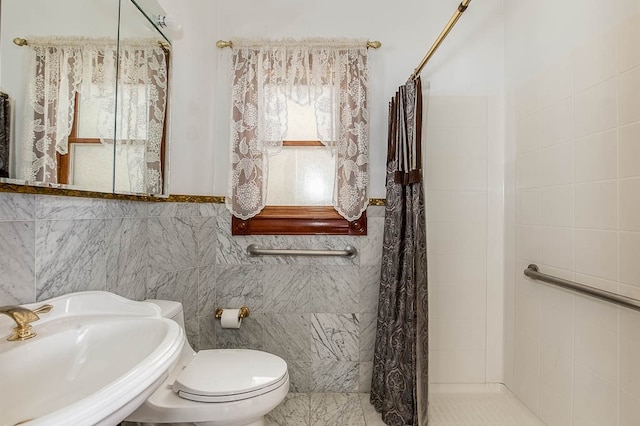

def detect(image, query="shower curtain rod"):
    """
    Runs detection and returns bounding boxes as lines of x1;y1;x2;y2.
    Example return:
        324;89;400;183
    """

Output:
409;0;473;80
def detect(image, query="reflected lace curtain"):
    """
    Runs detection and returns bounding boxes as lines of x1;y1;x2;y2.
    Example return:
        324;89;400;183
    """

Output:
101;39;168;194
226;38;369;221
21;37;167;193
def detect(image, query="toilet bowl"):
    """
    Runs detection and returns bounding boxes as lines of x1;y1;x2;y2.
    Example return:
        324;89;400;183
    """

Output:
125;300;289;426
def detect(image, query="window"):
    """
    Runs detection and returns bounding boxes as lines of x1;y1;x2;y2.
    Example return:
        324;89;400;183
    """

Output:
227;39;370;235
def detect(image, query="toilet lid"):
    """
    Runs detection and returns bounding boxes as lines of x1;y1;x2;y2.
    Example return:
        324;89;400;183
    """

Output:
173;349;288;403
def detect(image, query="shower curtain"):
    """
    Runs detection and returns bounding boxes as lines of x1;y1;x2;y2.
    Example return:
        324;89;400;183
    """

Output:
370;77;428;426
0;92;10;178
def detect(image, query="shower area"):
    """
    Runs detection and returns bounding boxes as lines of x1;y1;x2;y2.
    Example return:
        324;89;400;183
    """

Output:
367;0;640;424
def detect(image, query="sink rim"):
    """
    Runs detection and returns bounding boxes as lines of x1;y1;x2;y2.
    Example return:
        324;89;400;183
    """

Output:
0;292;185;426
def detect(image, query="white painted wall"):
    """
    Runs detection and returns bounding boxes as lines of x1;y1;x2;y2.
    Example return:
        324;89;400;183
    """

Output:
505;0;640;423
159;0;503;197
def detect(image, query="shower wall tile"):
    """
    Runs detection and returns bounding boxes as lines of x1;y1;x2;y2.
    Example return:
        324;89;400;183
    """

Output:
0;221;35;304
510;13;640;424
618;123;640;178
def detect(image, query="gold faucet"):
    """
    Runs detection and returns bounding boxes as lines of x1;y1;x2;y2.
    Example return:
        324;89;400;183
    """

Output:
0;304;53;341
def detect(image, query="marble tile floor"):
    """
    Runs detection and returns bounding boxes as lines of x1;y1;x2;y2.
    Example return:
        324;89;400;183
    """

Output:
266;388;545;426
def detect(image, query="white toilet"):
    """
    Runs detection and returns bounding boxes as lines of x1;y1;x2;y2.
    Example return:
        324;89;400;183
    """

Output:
125;300;289;426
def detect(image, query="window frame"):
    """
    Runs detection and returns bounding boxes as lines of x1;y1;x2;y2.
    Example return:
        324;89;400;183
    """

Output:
231;139;367;236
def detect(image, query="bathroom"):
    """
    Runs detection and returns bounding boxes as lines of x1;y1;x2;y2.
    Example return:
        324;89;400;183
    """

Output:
1;0;639;424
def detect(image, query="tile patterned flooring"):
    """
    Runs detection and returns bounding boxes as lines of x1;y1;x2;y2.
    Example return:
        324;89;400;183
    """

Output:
266;387;545;425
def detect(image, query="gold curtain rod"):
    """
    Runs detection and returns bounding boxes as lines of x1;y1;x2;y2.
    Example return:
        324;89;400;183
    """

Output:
409;0;472;80
13;37;170;51
216;40;382;49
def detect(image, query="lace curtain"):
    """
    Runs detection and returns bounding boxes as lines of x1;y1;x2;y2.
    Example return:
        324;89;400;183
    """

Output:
21;37;167;193
226;38;369;221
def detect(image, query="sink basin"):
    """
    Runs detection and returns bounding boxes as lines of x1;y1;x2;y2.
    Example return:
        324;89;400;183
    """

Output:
0;292;184;426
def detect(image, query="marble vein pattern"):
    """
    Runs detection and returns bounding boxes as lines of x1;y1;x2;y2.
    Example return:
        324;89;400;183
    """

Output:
197;265;217;319
264;313;311;361
308;266;359;313
105;218;148;298
216;210;361;266
359;362;373;392
148;216;198;274
0;222;35;304
359;393;385;426
311;313;359;361
312;361;359;392
309;393;365;425
36;195;104;220
266;393;311;426
358;313;377;362
359;217;384;266
215;265;264;311
36;219;107;300
287;361;313;393
0;193;34;221
148;202;199;217
262;266;311;313
198;216;217;267
359;265;381;314
214;312;266;351
148;268;199;344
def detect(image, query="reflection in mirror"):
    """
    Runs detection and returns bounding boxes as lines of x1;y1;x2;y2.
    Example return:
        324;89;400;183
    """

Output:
0;0;170;196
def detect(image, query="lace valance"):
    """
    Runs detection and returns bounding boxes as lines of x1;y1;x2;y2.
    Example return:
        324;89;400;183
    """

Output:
226;38;370;221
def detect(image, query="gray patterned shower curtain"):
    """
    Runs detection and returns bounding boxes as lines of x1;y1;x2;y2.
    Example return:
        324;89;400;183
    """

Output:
0;92;10;178
370;77;428;426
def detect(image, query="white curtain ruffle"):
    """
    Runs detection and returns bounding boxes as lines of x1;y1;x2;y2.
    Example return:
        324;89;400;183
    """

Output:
21;36;167;193
226;38;370;221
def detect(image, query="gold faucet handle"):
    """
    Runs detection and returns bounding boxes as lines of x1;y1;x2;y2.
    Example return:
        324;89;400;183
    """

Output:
32;304;53;315
1;304;53;341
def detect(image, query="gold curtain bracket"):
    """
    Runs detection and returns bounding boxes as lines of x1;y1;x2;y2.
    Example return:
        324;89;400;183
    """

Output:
13;37;28;47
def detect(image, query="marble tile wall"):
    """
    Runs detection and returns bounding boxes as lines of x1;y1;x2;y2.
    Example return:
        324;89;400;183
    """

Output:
0;192;384;393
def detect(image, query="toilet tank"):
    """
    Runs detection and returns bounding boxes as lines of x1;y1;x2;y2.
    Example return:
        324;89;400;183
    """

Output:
145;299;185;329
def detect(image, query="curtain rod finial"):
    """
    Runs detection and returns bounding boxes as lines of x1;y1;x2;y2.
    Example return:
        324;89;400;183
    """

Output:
367;40;381;49
13;37;28;46
216;40;232;49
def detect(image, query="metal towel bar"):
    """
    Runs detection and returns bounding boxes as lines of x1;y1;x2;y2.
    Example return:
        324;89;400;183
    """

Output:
246;244;357;259
524;264;640;312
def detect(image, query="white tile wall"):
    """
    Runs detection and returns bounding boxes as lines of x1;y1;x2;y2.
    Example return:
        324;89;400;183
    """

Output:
509;11;640;425
427;96;489;384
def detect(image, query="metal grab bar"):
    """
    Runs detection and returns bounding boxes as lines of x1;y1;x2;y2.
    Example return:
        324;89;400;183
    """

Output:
246;244;357;259
524;264;640;312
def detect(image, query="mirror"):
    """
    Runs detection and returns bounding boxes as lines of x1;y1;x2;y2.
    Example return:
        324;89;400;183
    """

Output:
0;0;170;195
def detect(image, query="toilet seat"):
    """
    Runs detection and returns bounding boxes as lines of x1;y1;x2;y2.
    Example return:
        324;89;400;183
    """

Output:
173;349;288;403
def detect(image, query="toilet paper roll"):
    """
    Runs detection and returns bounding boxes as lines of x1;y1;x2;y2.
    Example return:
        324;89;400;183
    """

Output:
220;308;243;329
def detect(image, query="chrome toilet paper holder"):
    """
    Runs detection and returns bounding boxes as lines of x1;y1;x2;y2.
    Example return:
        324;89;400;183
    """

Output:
214;307;250;320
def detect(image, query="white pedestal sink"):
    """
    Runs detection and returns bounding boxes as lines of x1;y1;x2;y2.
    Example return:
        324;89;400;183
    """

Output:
0;292;184;426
